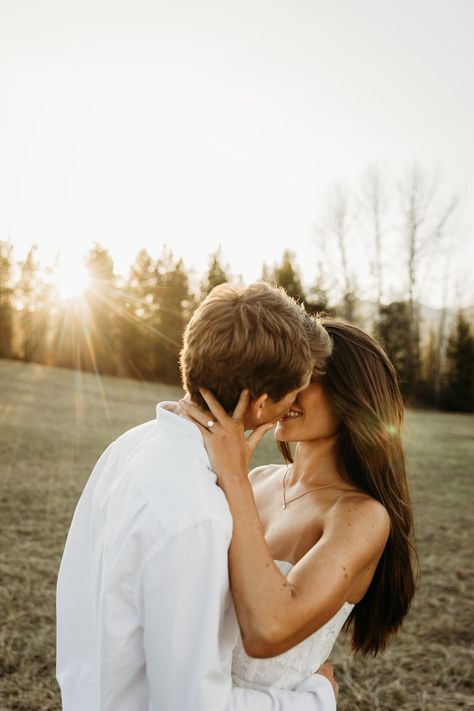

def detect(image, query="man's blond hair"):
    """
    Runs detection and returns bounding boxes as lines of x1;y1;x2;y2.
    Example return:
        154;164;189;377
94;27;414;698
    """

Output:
180;282;331;412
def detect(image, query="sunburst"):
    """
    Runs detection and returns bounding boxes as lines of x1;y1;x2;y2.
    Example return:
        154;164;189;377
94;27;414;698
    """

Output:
52;259;90;301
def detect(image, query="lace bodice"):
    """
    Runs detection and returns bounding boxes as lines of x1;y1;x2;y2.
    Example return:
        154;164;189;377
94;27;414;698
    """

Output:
232;560;354;691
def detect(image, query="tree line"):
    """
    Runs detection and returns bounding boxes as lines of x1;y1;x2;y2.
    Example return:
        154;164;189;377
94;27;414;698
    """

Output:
0;165;473;412
0;241;472;412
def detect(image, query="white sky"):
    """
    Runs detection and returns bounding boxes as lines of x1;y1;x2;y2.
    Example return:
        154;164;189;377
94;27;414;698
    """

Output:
1;0;473;307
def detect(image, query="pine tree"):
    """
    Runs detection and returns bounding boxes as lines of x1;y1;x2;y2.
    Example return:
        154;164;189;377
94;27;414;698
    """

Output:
201;247;230;297
154;248;193;383
441;312;474;412
83;244;119;375
305;260;331;315
16;246;53;363
0;240;14;358
272;250;306;303
120;248;160;379
376;301;419;400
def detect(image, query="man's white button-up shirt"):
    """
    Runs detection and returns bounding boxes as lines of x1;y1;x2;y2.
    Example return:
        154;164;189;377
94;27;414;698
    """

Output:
56;402;336;711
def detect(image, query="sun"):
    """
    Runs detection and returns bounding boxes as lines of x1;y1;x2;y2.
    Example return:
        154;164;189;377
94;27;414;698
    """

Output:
53;260;90;301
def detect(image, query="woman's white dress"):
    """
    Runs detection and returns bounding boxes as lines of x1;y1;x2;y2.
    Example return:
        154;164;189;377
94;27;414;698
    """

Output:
232;560;354;691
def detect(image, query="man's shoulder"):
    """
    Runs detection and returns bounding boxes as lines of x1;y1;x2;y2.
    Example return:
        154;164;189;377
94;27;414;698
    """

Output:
113;418;157;450
104;418;162;470
110;415;233;538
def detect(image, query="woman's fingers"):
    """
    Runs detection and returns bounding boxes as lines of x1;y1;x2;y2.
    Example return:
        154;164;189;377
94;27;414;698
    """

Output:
198;387;228;423
179;399;215;430
246;422;274;453
182;389;271;446
186;387;251;429
232;389;250;422
180;391;271;476
179;407;211;438
198;387;250;426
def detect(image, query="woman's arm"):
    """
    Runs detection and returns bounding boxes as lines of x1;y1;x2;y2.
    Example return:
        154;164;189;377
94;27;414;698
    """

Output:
179;389;390;658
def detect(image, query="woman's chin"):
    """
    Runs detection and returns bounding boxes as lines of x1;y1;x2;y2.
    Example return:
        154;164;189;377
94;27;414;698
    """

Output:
274;421;291;441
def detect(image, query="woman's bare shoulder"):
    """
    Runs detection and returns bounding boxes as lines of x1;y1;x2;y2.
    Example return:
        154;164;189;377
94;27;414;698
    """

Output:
332;490;390;519
329;491;391;544
249;463;285;485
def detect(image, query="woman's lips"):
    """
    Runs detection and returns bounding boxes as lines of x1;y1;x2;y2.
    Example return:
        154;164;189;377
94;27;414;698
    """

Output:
280;409;302;421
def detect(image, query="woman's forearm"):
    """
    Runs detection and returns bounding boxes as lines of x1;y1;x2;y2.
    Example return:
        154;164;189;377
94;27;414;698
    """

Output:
221;474;301;657
175;391;328;654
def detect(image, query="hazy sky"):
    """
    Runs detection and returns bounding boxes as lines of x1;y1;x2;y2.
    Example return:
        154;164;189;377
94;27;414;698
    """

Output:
1;0;473;307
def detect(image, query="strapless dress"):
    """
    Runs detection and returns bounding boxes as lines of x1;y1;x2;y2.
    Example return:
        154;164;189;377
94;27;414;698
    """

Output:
232;560;354;691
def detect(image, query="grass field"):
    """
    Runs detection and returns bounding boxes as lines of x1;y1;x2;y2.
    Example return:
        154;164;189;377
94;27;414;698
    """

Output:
1;359;473;711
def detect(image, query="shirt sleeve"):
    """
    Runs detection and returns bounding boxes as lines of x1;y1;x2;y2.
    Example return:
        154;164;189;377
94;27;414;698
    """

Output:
140;519;336;711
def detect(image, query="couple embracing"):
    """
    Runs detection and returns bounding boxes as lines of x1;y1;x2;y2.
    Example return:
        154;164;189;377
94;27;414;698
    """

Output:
56;282;416;710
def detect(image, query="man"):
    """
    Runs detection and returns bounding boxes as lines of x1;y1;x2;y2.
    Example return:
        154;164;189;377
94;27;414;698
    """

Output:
56;282;336;710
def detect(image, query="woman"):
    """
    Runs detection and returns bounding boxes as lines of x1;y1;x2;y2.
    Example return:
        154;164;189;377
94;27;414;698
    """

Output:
179;318;417;691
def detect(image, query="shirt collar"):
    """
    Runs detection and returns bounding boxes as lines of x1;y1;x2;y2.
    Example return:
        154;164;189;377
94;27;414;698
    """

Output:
156;401;212;470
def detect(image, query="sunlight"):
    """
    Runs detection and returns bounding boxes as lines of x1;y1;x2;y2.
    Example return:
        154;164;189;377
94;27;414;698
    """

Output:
53;260;90;301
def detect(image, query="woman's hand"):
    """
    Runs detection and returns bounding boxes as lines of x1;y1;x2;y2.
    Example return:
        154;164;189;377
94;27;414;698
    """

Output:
316;664;339;702
178;388;273;486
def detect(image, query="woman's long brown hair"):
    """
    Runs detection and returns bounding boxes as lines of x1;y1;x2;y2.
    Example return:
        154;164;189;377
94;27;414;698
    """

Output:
278;318;418;656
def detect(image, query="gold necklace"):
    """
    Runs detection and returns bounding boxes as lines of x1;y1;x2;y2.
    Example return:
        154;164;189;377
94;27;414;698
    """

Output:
281;466;336;510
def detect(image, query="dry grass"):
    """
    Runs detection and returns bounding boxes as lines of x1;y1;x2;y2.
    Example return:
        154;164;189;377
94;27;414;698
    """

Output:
0;360;473;710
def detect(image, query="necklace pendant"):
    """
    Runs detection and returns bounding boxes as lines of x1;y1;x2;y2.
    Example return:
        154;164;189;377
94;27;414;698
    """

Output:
281;504;286;510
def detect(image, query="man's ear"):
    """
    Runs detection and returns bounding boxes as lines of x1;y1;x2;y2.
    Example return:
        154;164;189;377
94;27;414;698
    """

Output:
248;393;268;422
